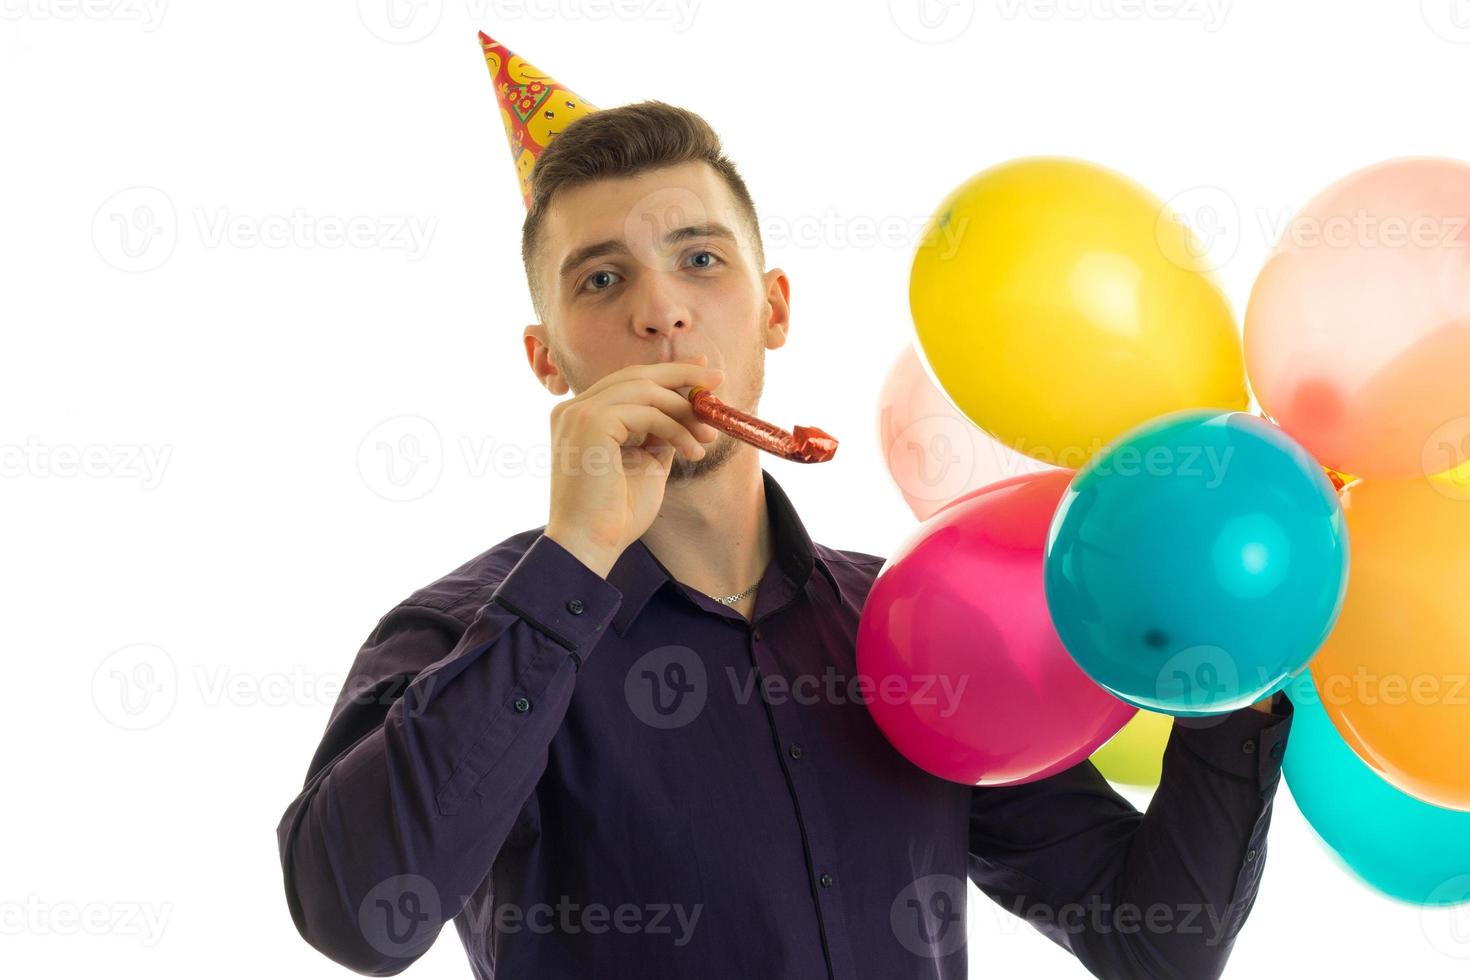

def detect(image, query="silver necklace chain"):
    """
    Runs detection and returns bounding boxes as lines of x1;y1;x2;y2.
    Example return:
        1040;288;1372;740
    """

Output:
706;579;761;605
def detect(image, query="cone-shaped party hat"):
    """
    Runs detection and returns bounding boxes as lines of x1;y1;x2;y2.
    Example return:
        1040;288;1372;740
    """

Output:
478;31;598;208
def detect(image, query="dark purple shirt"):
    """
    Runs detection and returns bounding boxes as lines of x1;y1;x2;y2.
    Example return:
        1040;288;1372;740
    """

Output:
276;468;1292;979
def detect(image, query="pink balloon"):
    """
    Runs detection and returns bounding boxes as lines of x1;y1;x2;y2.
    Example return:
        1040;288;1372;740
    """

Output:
877;344;1057;521
856;470;1136;786
1245;157;1470;479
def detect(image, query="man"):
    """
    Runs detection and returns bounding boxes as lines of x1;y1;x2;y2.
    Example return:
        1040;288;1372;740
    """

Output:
275;36;1293;980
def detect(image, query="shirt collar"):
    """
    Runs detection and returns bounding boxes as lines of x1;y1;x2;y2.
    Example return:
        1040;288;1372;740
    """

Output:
607;468;840;636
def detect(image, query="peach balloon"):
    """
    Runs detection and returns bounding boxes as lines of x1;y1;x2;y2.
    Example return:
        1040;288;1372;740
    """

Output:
1245;157;1470;479
1309;475;1470;811
877;344;1057;521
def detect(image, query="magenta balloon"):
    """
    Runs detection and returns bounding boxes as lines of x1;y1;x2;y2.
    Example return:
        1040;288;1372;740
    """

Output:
857;469;1137;785
877;344;1057;521
1245;156;1470;479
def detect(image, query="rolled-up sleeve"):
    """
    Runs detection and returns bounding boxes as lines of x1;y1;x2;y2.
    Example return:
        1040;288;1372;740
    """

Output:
968;694;1293;980
275;533;621;975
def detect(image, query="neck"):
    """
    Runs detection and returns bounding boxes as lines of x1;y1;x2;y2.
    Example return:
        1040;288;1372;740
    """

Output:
639;447;772;604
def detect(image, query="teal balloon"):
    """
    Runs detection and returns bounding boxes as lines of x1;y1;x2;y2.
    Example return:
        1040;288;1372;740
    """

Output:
1284;672;1470;905
1044;410;1348;716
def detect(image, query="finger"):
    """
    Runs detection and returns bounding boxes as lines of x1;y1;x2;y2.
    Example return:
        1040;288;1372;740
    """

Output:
622;439;675;477
585;378;722;444
609;404;707;460
578;358;725;402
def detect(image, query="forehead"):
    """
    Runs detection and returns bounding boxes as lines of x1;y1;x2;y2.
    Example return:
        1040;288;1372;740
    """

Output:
542;160;749;266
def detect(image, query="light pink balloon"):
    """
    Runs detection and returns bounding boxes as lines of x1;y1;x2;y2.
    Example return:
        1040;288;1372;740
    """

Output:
877;344;1057;521
1245;157;1470;479
856;470;1137;786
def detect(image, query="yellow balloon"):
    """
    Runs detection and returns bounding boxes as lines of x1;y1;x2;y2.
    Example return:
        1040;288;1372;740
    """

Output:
1090;708;1173;788
1310;476;1470;811
1433;457;1470;497
909;157;1248;467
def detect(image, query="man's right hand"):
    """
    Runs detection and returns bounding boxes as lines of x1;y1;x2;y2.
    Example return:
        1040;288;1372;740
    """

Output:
543;354;726;578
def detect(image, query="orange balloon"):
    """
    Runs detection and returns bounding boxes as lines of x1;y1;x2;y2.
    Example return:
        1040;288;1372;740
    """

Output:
1310;475;1470;811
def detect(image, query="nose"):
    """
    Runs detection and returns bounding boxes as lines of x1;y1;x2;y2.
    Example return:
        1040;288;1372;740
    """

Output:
639;316;686;338
631;273;693;340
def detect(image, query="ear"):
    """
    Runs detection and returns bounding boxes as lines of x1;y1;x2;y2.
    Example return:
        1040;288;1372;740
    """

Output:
762;267;791;350
523;323;571;395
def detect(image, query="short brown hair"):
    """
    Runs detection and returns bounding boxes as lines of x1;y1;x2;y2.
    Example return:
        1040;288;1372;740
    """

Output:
520;100;765;321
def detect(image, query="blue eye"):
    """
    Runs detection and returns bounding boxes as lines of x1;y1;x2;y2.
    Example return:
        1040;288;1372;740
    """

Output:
582;269;620;292
580;251;719;294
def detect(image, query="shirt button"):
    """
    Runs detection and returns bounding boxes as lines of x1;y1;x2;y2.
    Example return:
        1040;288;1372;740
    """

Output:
1270;741;1284;761
514;696;531;713
753;629;763;642
566;599;584;615
1241;737;1257;755
1246;848;1258;863
789;743;803;760
819;872;833;888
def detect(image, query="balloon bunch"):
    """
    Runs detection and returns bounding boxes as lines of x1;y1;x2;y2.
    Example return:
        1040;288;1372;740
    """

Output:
860;156;1470;903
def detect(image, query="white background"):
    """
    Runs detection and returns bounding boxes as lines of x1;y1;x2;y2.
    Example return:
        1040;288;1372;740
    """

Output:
4;0;1470;976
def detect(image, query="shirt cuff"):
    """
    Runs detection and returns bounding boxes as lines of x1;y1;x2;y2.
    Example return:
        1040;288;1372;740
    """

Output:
1169;691;1294;791
489;532;622;662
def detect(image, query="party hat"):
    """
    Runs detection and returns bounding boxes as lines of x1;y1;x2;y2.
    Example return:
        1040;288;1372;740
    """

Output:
477;31;598;208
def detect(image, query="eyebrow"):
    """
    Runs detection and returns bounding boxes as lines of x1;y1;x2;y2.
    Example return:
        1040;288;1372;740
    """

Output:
558;222;738;283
